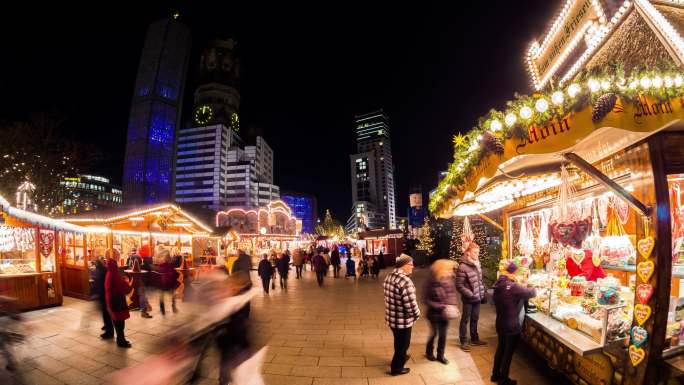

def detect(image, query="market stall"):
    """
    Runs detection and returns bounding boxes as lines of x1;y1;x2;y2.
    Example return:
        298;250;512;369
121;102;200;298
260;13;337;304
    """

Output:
358;229;405;266
62;203;214;299
0;194;85;310
429;1;684;384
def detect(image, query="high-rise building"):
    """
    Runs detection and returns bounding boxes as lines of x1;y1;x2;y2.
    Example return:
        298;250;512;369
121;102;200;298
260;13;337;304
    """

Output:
174;39;280;212
281;192;318;234
348;109;397;231
122;16;191;206
59;174;123;215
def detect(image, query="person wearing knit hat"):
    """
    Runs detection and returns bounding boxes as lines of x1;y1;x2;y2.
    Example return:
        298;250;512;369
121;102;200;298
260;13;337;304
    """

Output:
383;253;419;376
491;260;536;385
395;254;413;268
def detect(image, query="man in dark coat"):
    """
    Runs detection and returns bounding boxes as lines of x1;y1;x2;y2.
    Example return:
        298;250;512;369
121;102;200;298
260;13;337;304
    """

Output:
455;239;487;351
491;262;536;385
257;254;274;294
92;257;113;339
276;252;290;290
231;249;253;317
330;245;341;278
312;247;327;287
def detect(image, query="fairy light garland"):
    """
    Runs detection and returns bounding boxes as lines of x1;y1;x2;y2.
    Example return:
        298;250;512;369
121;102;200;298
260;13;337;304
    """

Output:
430;65;684;216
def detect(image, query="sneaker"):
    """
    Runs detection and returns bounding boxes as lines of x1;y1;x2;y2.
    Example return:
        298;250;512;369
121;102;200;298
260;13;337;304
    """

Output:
117;340;132;348
426;353;436;361
141;312;153;319
471;340;488;346
436;356;449;365
100;332;114;340
460;343;471;352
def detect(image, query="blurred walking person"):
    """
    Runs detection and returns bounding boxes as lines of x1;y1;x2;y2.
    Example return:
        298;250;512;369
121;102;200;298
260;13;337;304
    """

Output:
423;259;459;364
345;255;356;279
231;249;253;317
313;247;327;287
331;245;341;278
258;254;273;294
370;255;380;278
276;252;290;290
383;254;420;376
156;254;178;315
491;261;536;385
104;249;132;348
93;256;114;340
293;249;304;279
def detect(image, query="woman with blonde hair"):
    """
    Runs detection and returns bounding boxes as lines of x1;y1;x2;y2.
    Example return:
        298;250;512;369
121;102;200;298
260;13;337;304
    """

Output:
423;259;459;364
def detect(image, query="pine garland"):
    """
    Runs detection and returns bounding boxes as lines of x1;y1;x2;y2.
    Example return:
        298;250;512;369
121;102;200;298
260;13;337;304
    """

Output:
430;61;684;215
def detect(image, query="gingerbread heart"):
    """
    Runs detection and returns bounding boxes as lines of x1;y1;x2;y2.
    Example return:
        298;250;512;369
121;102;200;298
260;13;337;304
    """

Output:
629;345;646;366
637;237;655;259
630;326;649;348
634;304;652;326
636;284;654;304
570;249;585;266
574;218;591;244
592;253;601;267
637;261;655;282
553;221;577;246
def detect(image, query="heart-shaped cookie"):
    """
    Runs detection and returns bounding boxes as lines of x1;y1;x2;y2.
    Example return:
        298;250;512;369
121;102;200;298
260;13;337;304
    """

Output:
636;284;654;304
629;345;646;366
553;221;577;246
637;237;655;259
637;261;655;282
592;253;601;267
570;249;585;266
630;326;649;348
634;304;652;326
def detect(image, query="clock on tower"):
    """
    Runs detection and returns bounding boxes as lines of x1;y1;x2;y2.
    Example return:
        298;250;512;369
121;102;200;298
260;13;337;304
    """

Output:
194;105;213;125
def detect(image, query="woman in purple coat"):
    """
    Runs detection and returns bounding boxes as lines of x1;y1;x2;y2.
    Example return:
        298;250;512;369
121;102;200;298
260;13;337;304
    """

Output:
491;261;536;385
423;259;459;364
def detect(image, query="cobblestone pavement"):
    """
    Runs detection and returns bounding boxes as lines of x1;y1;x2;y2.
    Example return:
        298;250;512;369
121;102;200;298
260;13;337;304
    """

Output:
2;266;570;385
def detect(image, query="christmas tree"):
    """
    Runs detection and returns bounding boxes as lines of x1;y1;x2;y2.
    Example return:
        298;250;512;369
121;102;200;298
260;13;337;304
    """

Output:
417;216;434;256
448;217;463;261
472;218;488;262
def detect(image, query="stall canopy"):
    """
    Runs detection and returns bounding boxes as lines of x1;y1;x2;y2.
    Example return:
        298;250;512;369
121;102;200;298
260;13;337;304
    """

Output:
431;78;684;219
0;193;86;233
62;203;213;235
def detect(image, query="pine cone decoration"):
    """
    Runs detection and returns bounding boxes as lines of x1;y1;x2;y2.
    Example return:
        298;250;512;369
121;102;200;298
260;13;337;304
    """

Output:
592;93;617;122
481;131;504;156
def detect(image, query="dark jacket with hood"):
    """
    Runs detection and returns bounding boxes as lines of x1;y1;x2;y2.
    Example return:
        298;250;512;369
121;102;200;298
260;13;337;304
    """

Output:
455;258;486;303
492;275;536;335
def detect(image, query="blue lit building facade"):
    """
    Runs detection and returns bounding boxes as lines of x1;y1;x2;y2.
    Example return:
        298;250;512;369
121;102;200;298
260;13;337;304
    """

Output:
122;17;191;205
281;192;317;234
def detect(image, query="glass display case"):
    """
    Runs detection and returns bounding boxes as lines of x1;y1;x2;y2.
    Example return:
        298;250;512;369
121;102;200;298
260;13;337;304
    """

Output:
527;270;632;345
0;225;37;274
665;173;684;352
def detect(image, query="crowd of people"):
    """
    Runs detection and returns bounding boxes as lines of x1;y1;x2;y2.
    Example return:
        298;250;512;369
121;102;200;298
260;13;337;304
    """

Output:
383;247;535;385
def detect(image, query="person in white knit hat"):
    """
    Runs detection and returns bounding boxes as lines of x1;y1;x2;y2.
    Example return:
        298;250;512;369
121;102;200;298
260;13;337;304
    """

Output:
383;253;420;376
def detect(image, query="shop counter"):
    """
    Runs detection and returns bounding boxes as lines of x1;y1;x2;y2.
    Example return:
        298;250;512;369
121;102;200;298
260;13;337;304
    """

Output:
526;312;603;356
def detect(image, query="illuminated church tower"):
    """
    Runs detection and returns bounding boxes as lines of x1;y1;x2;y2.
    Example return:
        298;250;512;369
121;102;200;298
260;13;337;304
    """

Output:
122;15;191;205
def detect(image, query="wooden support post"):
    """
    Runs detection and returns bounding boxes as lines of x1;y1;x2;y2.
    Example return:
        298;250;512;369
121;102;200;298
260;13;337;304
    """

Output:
477;213;504;232
563;152;652;217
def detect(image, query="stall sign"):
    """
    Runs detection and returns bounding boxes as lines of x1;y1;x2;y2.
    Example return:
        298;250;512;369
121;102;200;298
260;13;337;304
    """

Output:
454;95;684;203
528;0;600;89
573;352;614;385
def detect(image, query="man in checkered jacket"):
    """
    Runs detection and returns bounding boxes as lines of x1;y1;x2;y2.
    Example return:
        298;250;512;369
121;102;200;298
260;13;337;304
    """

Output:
383;254;420;376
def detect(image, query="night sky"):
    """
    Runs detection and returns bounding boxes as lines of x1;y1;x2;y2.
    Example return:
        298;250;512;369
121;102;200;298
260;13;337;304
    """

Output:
0;1;556;221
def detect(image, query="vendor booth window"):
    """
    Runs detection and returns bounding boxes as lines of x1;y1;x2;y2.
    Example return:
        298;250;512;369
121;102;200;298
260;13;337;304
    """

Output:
665;174;684;351
39;229;56;272
0;226;37;274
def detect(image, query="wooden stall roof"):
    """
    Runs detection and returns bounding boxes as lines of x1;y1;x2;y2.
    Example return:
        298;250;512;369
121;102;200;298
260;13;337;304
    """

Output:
0;193;86;232
358;229;405;240
61;203;213;235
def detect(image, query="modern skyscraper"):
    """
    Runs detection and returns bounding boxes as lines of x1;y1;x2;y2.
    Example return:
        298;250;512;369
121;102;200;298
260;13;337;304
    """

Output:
174;39;280;211
122;16;191;206
349;109;397;231
281;192;318;234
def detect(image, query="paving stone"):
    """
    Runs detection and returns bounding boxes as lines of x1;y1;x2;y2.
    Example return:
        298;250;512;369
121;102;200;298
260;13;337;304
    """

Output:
291;365;342;378
53;368;99;385
263;373;313;385
319;356;364;367
21;368;65;385
262;363;294;375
